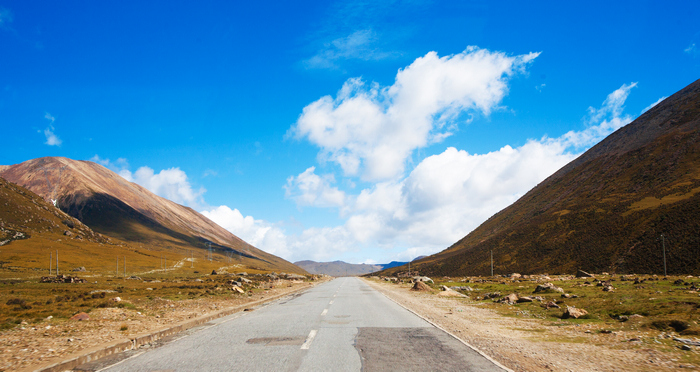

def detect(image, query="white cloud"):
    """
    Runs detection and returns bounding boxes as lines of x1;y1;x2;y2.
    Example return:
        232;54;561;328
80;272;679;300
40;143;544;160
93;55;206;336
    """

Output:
113;166;205;209
285;82;638;263
41;113;62;146
641;96;667;114
291;46;540;181
284;167;346;209
685;43;698;57
303;29;396;70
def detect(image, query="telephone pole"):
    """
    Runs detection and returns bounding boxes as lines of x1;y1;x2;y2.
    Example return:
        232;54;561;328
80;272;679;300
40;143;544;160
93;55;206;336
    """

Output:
661;234;667;277
490;250;493;277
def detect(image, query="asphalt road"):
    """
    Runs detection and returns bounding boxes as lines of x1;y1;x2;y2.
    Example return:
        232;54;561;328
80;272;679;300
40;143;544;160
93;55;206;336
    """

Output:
90;277;504;372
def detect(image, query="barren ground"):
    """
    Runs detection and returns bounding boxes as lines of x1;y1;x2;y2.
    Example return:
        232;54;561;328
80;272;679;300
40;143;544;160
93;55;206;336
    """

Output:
1;279;318;372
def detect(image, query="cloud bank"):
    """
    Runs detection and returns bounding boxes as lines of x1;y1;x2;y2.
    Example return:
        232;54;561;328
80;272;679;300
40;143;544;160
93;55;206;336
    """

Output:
291;47;540;181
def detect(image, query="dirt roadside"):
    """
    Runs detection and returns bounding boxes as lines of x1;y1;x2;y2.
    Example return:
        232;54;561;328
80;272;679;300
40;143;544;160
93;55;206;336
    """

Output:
364;278;697;372
2;280;322;372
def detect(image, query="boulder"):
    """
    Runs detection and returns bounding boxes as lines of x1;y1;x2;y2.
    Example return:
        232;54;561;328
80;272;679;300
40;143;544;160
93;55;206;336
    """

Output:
576;270;594;278
562;306;588;319
411;281;434;292
72;267;86;272
499;293;519;304
239;277;252;283
544;301;560;309
533;283;564;294
70;312;90;321
414;276;433;283
517;296;534;303
111;297;122;302
483;292;501;299
509;273;522;279
603;285;615;292
211;270;218;275
231;286;245;294
237;272;248;276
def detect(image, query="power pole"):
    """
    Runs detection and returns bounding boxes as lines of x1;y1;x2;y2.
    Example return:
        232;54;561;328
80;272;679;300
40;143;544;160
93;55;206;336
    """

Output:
56;250;59;276
661;234;667;277
50;252;52;275
116;257;119;278
490;250;493;277
124;256;126;278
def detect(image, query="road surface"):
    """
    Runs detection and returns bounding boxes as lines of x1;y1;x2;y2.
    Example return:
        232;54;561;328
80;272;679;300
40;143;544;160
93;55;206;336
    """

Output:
85;277;504;372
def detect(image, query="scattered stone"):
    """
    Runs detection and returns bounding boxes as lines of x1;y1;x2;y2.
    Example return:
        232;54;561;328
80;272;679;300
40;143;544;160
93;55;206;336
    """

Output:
517;296;534;303
211;270;218;275
40;275;87;284
231;286;245;294
543;301;560;309
72;266;86;272
483;292;501;299
674;337;700;346
576;270;594;278
411;281;434;292
237;272;248;276
561;293;572;298
509;273;522;279
70;312;90;321
498;293;519;304
111;297;122;302
680;345;693;351
562;306;588;319
603;285;615;292
239;277;252;284
534;283;564;294
414;276;433;283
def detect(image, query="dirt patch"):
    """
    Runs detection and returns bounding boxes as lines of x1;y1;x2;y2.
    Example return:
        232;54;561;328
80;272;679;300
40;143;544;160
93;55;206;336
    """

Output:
365;278;694;372
1;280;321;372
411;281;433;292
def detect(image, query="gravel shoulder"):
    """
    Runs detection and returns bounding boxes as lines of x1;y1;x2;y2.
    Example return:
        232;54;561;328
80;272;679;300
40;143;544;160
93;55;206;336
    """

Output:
1;279;321;372
364;278;695;372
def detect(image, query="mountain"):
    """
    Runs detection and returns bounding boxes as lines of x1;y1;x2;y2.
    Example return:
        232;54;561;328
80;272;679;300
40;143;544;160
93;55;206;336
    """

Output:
0;157;305;274
379;79;700;277
294;260;381;276
295;256;427;276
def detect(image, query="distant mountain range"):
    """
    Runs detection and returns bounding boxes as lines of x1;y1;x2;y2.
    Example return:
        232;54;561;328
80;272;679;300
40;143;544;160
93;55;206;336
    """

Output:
295;257;426;276
0;157;305;274
379;79;700;277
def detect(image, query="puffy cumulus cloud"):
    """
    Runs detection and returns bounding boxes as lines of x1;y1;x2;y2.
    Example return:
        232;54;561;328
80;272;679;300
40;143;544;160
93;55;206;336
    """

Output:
303;29;397;70
201;205;356;262
284;167;346;209
291;82;639;260
120;166;206;209
291;47;540;181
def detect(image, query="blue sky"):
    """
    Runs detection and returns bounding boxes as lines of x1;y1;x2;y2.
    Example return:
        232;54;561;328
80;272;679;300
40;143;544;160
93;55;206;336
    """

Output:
1;1;699;264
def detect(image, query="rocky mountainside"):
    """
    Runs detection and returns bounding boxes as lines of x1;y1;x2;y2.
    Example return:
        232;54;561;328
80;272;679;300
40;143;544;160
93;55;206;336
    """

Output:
0;157;304;274
379;79;700;277
295;257;426;276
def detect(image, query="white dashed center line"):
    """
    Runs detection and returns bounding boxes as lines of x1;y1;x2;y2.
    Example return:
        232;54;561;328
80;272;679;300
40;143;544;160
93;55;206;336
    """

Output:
301;330;318;350
321;309;328;316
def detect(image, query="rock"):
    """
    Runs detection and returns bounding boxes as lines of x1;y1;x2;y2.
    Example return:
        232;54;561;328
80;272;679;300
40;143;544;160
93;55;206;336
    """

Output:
499;293;519;304
70;312;90;321
63;230;73;236
237;272;248;276
483;292;501;299
603;285;615;292
680;345;693;351
211;270;218;275
239;277;252;283
72;266;86;272
544;301;560;309
534;283;564;294
562;306;588;319
576;270;594;278
438;289;467;297
231;286;245;294
561;293;572;298
414;276;433;283
411;281;434;292
509;273;522;279
111;297;122;302
517;296;534;303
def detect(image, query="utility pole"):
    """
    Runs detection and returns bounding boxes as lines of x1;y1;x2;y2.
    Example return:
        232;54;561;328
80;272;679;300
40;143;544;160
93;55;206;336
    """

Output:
191;251;193;268
124;256;126;278
490;250;493;277
116;257;119;278
56;250;59;276
50;252;52;275
661;234;667;277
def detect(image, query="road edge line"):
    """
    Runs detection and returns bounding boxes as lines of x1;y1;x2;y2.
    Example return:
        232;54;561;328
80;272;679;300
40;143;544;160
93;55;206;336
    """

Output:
362;278;514;372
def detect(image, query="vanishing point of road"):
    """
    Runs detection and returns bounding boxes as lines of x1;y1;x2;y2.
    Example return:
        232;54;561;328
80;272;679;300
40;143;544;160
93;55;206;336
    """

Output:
90;277;505;372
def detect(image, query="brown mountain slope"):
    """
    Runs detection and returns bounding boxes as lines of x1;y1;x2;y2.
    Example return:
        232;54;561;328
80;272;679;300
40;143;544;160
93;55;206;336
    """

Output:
0;157;304;274
381;79;700;277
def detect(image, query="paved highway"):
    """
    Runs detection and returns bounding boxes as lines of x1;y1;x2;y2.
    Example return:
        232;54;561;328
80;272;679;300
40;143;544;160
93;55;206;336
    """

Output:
94;277;504;371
